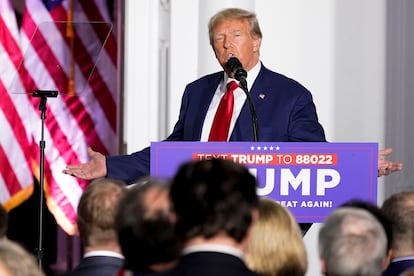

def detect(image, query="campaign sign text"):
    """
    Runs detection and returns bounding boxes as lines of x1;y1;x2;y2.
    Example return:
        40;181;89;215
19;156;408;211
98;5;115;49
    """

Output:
150;142;378;223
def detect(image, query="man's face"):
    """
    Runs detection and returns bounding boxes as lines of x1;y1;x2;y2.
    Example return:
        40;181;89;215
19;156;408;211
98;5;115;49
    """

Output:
212;18;261;76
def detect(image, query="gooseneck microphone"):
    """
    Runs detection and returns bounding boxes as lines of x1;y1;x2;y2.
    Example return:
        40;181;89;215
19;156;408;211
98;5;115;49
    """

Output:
226;57;248;90
225;57;259;142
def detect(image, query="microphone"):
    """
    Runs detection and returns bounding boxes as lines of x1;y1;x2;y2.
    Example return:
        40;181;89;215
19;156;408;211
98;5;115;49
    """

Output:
226;57;247;89
225;57;259;142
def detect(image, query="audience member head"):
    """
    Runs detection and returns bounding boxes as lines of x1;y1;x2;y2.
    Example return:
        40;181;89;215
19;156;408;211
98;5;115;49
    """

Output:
115;177;180;273
341;198;393;253
381;191;414;257
169;158;259;249
0;204;8;238
0;239;44;276
245;198;307;276
318;207;388;276
76;178;127;252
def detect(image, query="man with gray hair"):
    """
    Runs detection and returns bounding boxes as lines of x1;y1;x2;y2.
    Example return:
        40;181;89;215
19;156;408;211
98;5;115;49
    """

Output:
318;207;388;276
115;177;181;274
381;191;414;276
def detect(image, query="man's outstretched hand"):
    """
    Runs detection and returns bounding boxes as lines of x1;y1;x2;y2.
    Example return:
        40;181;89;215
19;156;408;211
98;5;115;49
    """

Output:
63;148;107;180
378;148;403;177
63;147;402;179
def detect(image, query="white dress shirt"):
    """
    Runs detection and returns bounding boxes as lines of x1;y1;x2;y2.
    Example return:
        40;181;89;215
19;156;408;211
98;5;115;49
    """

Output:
200;61;261;141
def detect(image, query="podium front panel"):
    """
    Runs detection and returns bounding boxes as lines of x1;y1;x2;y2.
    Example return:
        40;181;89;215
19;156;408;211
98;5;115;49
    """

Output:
151;142;378;223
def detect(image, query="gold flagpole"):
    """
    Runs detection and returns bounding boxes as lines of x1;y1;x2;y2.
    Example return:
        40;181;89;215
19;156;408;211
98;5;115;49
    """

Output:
66;0;75;95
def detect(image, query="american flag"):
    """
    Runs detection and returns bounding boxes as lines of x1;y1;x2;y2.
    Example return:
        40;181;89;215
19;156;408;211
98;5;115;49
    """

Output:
0;0;35;212
1;0;119;235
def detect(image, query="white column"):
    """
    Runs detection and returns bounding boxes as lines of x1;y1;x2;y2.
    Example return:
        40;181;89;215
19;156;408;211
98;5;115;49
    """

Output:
124;0;161;153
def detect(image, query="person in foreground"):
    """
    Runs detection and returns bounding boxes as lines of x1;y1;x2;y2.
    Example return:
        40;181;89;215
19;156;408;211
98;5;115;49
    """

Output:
318;207;388;276
340;198;393;262
163;158;261;276
0;239;45;276
115;177;181;274
381;191;414;276
245;198;307;276
63;7;326;184
64;178;127;276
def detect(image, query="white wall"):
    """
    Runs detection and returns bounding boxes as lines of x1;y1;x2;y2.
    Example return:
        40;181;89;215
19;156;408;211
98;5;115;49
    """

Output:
384;0;414;196
333;0;386;145
123;0;161;151
255;0;335;141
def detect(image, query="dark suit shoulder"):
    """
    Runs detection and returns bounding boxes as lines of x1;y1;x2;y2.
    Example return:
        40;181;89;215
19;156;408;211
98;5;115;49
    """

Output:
185;71;223;89
161;252;262;276
63;256;124;276
256;65;312;96
383;259;414;276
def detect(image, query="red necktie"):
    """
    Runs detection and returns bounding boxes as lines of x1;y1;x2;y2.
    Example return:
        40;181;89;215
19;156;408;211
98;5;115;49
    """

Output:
208;81;239;141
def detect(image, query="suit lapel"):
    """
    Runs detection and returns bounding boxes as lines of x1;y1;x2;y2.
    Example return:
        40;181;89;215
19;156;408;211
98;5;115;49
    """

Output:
230;65;268;141
191;74;223;140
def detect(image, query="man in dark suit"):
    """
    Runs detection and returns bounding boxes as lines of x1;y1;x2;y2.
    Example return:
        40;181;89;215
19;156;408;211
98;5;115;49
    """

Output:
64;178;127;276
318;207;388;276
63;7;326;184
163;158;261;276
115;177;181;274
381;191;414;276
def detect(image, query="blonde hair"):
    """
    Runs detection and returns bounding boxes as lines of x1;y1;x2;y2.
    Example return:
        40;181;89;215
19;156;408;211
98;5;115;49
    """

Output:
0;239;45;276
245;198;307;276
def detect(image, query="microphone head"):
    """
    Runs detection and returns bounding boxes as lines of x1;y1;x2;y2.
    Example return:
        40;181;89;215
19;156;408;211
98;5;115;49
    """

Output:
226;57;247;81
226;57;242;71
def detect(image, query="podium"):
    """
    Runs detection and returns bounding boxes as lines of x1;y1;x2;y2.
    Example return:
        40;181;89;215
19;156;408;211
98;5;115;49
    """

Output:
150;142;378;223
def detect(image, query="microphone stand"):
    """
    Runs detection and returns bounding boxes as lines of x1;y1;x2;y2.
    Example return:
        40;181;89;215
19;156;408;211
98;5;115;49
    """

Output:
239;78;259;142
32;90;58;269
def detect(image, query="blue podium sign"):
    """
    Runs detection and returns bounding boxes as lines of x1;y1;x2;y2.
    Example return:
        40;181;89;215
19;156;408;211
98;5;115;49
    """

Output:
150;142;378;223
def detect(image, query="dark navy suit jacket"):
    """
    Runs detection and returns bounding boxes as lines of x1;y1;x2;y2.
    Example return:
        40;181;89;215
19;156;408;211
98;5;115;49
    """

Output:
156;251;262;276
63;255;124;276
107;64;326;183
383;258;414;276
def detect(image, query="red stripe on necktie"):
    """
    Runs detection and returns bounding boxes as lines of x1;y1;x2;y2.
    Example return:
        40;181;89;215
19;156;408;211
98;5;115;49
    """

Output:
208;81;239;141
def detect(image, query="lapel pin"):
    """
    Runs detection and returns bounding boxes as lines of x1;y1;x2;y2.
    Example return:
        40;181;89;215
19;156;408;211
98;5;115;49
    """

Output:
259;93;265;99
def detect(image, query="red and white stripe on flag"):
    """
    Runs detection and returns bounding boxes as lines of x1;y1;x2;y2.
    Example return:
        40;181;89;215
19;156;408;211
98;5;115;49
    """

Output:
19;0;119;234
0;0;35;211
